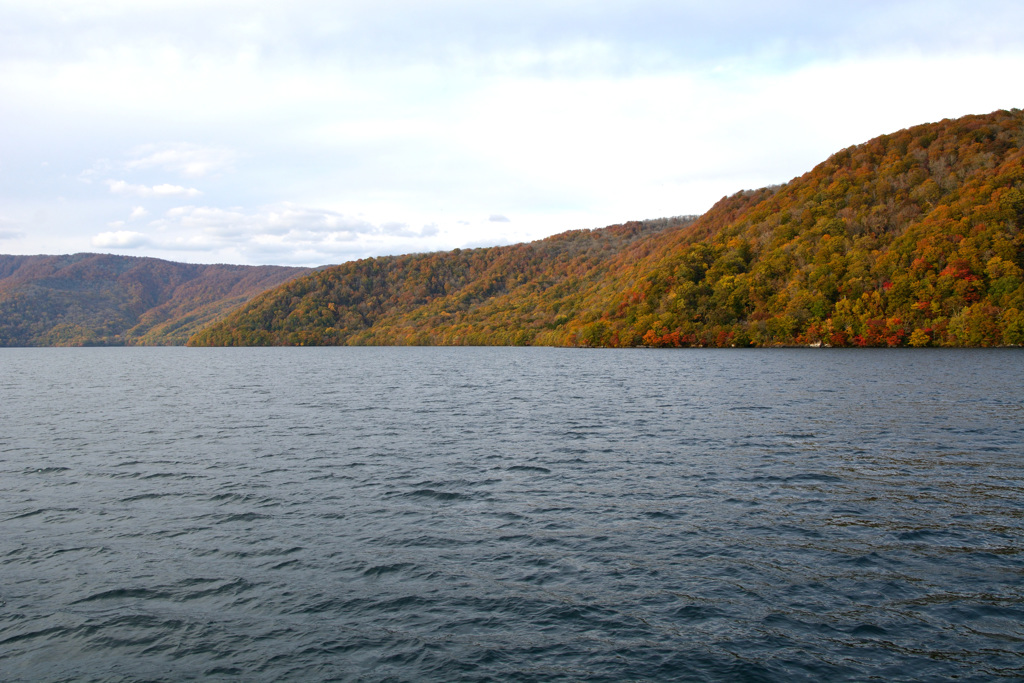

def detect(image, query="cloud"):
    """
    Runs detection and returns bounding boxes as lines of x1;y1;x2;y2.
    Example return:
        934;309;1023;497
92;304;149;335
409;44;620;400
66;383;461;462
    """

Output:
16;1;1019;75
4;2;1024;266
124;143;235;177
130;202;456;264
92;230;150;248
373;222;443;238
77;160;113;184
106;180;202;197
0;217;25;239
160;204;377;238
380;221;414;237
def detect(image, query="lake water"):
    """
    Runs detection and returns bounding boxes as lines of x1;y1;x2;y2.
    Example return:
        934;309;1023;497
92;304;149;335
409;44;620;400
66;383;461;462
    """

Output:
1;347;1022;681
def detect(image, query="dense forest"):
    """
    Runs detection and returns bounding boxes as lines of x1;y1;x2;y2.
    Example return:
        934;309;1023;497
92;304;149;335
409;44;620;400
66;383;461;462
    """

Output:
0;254;309;346
190;109;1024;348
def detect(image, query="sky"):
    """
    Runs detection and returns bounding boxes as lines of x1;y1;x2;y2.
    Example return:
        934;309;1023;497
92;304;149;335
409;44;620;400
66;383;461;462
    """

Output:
1;1;1022;267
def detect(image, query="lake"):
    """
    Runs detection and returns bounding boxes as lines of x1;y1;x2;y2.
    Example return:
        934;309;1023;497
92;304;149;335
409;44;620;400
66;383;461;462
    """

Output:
1;347;1022;681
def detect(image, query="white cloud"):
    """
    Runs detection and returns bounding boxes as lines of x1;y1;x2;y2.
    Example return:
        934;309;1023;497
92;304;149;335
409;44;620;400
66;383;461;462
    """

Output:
131;203;456;264
379;221;414;237
106;180;202;197
160;204;376;237
0;217;24;240
489;214;510;223
77;161;112;184
2;2;1024;265
124;143;235;177
92;230;150;248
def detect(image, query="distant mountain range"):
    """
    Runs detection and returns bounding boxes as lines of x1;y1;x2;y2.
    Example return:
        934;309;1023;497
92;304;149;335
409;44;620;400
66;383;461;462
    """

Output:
0;254;309;345
4;109;1022;348
191;109;1024;347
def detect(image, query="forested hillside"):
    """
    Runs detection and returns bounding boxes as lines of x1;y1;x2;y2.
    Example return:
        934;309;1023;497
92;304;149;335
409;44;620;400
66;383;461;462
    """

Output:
0;254;309;346
190;109;1024;347
188;217;698;346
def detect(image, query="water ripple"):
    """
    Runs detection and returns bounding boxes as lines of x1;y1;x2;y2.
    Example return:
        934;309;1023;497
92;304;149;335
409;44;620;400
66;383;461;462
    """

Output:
1;347;1022;681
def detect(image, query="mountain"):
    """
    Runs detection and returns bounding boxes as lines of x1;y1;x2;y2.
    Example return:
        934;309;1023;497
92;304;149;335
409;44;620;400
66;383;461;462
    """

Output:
0;253;310;346
188;216;700;347
189;109;1024;348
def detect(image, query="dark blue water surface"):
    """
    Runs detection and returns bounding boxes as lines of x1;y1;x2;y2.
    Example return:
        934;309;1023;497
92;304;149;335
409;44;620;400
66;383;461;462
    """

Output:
1;347;1022;681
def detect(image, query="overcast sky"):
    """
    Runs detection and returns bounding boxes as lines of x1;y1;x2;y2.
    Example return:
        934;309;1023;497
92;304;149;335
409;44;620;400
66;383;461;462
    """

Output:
1;1;1022;266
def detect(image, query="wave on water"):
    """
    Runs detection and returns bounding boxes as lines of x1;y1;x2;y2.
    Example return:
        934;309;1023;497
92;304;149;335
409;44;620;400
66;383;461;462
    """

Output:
1;347;1022;681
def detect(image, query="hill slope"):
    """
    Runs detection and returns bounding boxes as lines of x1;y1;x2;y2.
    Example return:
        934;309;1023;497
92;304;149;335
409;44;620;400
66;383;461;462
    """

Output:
188;217;699;346
0;254;310;346
192;108;1023;347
